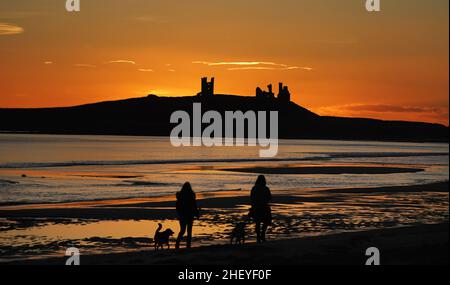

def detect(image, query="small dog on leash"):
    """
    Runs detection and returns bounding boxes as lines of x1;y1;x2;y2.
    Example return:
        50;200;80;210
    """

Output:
154;223;175;251
230;222;247;245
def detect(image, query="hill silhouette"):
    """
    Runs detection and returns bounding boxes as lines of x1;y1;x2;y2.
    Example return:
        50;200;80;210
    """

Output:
0;94;447;142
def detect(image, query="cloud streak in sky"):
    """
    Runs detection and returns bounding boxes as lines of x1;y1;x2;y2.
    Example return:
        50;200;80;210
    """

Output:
193;61;311;71
106;60;136;65
227;66;312;71
74;64;97;68
0;23;24;35
193;61;285;66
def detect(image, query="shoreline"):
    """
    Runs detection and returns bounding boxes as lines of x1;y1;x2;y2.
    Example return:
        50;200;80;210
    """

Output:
0;181;448;218
1;132;449;144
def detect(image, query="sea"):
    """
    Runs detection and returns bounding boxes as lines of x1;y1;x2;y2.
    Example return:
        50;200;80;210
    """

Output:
0;133;448;205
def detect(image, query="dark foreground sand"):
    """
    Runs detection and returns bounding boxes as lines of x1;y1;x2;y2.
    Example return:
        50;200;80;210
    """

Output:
0;181;448;265
7;223;448;265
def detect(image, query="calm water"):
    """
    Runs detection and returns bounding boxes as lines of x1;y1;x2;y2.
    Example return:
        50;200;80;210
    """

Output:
0;134;448;204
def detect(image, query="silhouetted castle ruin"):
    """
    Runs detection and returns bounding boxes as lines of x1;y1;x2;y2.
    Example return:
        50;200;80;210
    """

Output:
197;77;291;103
256;84;275;100
197;77;215;97
256;82;291;102
277;83;291;102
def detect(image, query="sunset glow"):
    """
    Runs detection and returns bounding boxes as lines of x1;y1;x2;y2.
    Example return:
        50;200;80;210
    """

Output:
0;0;448;125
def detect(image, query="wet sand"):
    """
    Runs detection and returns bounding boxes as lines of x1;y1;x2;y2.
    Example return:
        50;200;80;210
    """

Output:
222;166;424;175
0;181;448;264
0;182;447;221
6;223;448;265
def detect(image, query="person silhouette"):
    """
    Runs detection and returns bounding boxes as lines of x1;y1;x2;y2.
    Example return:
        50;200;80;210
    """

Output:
175;182;200;249
249;175;272;243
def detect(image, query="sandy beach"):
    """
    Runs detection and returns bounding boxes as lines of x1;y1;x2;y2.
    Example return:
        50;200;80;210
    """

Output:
0;180;448;265
4;223;448;265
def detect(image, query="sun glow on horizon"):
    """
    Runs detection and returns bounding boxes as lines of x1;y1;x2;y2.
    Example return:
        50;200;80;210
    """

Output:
0;0;448;125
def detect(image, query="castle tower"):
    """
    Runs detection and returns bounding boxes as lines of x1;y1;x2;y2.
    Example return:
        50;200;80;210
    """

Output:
210;77;215;95
267;84;273;95
198;77;215;97
277;82;291;102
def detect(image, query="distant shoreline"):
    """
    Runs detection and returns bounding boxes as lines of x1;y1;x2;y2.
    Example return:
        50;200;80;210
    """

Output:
0;131;449;145
0;95;448;143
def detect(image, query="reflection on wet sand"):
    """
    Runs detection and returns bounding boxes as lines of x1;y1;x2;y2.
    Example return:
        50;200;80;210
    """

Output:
0;181;448;262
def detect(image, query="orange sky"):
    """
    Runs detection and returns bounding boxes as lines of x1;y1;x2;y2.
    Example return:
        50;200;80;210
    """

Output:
0;0;448;125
